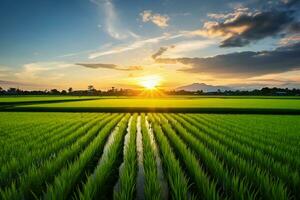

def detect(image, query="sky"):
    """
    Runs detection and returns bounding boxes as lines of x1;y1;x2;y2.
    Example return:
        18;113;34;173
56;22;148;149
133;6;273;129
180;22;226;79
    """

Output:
0;0;300;90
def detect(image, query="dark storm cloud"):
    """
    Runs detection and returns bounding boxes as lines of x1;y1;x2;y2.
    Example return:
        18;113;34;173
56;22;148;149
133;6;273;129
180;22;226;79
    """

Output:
154;42;300;77
201;1;300;47
76;63;143;71
220;11;294;47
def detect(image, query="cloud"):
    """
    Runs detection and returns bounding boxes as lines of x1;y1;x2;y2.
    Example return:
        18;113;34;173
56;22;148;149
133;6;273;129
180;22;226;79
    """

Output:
152;46;175;59
197;3;300;47
0;66;15;79
207;7;249;20
151;40;215;59
282;0;300;7
76;63;143;71
89;33;185;59
140;10;170;28
164;40;216;55
0;62;76;89
90;0;139;40
14;62;74;81
279;34;300;45
0;80;42;87
154;42;300;77
77;63;117;69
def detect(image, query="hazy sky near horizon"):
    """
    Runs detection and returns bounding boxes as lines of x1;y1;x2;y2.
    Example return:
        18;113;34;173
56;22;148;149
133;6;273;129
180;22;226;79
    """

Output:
1;0;300;90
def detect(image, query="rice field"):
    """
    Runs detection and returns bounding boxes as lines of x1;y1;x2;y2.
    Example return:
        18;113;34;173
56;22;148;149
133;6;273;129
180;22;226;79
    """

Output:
19;97;300;109
1;112;299;200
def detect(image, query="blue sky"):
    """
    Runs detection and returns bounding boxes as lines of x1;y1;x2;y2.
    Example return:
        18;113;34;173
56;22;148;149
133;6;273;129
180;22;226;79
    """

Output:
0;0;300;90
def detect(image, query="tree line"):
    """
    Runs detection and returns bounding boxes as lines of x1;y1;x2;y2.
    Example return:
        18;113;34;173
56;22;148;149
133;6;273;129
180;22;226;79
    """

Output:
0;85;300;96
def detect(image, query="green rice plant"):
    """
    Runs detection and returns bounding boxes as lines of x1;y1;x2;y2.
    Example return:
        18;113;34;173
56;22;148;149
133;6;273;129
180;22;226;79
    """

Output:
78;114;130;200
189;114;300;199
156;114;220;200
0;114;99;187
0;113;117;200
147;114;190;200
114;113;138;200
208;114;300;147
200;114;300;161
164;113;255;200
175;114;289;200
43;114;125;200
0;120;63;162
193;114;300;170
140;113;163;200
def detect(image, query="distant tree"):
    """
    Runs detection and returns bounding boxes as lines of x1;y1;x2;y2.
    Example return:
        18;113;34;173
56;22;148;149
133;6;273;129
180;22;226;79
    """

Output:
7;88;17;94
50;89;60;95
61;90;67;95
0;86;3;92
68;87;73;93
197;90;203;95
88;85;95;91
88;85;96;95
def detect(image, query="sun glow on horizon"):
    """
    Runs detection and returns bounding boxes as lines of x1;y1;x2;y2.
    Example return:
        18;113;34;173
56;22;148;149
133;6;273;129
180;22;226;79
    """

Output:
139;75;161;90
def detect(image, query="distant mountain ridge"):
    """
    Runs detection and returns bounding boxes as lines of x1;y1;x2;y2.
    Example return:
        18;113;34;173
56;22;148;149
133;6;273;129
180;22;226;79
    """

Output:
176;83;231;92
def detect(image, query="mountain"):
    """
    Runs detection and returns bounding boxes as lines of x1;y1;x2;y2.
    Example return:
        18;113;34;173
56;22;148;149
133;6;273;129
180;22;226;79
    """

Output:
175;83;231;92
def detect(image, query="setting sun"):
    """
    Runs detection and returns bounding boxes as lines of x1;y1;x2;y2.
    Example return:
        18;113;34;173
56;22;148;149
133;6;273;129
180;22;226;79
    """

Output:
140;75;161;90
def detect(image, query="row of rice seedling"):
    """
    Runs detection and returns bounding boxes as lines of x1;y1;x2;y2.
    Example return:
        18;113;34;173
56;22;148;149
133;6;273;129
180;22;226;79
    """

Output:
114;114;138;199
0;114;104;188
0;113;98;166
189;115;299;181
0;113;58;139
0;113;87;146
1;120;66;157
199;117;300;163
147;114;191;200
78;114;130;200
135;115;145;199
202;115;300;154
163;113;254;199
140;113;164;200
154;114;220;200
0;114;99;183
174;114;289;200
190;114;299;198
195;115;300;167
1;121;59;145
189;114;300;189
214;114;300;141
43;113;125;200
0;122;61;164
19;114;98;152
206;115;300;168
0;113;118;199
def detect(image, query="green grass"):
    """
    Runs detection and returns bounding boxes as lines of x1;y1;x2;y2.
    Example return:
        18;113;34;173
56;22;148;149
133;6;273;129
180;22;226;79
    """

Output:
0;112;299;199
19;97;300;109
